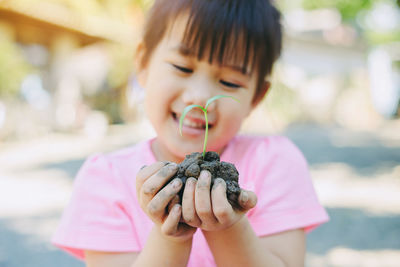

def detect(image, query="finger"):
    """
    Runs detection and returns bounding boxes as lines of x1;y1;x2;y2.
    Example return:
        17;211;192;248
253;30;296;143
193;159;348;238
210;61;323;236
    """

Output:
238;190;258;211
182;177;201;227
211;178;234;225
136;161;166;195
161;204;181;236
176;224;198;242
140;163;178;202
195;170;217;225
167;195;180;213
147;178;182;223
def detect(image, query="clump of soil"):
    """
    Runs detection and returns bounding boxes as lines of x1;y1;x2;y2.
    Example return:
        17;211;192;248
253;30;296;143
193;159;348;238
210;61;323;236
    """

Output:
172;151;242;209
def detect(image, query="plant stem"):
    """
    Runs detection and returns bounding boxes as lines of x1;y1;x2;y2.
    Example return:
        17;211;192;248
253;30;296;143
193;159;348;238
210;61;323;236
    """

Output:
179;95;239;159
203;112;208;158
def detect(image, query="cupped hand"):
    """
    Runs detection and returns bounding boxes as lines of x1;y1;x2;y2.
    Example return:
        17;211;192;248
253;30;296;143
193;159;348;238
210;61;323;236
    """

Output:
136;162;197;242
181;170;257;232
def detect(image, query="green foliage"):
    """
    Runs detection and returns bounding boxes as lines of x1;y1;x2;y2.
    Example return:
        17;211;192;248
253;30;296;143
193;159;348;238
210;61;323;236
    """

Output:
133;0;154;10
302;0;374;21
107;43;134;89
179;95;239;158
364;30;400;45
84;85;124;124
0;37;32;97
264;79;302;124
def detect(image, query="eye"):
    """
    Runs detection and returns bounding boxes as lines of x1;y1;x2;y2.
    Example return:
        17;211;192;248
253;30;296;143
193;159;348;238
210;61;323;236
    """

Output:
172;64;193;74
220;80;241;89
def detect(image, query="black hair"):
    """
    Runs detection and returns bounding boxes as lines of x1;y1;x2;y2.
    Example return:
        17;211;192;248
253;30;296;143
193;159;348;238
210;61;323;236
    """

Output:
141;0;282;99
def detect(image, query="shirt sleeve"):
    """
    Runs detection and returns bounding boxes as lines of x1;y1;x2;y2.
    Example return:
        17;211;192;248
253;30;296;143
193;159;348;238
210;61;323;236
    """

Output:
246;136;329;236
52;154;141;260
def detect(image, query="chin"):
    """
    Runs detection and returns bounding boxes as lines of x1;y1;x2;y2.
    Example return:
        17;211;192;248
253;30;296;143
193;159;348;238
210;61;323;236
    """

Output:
176;145;203;157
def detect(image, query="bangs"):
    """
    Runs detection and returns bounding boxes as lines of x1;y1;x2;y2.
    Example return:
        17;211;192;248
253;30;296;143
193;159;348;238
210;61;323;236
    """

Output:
181;1;258;75
143;0;282;94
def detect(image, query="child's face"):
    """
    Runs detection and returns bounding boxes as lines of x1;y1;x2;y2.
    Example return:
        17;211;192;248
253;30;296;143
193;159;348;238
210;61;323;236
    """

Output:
137;15;260;162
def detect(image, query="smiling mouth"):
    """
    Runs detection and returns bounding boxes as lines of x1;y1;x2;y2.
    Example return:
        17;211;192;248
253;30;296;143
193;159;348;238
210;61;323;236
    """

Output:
172;112;213;130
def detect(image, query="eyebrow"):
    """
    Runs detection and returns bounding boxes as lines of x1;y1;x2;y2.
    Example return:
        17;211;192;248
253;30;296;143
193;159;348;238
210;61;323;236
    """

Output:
171;44;250;76
171;44;195;56
226;65;250;76
171;44;250;77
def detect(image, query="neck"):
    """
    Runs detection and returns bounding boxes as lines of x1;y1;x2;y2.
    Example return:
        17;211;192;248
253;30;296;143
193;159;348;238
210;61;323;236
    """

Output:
151;139;185;163
151;138;227;163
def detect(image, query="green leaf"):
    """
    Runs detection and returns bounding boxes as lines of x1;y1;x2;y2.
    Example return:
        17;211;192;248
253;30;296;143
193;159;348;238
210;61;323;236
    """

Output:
179;95;239;158
205;95;240;110
179;104;205;136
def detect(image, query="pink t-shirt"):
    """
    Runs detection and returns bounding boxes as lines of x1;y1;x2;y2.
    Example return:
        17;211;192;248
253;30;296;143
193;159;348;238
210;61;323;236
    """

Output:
52;135;329;266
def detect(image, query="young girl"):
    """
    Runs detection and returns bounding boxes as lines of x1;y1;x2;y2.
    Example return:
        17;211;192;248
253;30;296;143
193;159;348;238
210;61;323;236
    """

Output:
52;0;329;266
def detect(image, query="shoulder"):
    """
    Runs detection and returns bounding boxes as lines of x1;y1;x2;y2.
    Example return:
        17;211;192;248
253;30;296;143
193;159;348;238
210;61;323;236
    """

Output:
75;139;154;188
229;135;307;167
239;136;329;235
225;135;309;194
105;139;154;166
231;134;300;150
53;144;151;258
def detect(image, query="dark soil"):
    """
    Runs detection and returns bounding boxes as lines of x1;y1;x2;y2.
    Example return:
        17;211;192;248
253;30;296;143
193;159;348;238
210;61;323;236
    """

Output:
172;151;242;209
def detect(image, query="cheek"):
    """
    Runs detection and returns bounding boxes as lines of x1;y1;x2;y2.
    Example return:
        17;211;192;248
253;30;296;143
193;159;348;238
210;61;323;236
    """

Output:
220;107;245;132
144;81;176;124
224;103;249;119
144;94;157;126
144;85;164;121
221;102;252;131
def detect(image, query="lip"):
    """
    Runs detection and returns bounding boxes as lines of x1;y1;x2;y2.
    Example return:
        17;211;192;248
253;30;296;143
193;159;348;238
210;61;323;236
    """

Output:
172;112;214;136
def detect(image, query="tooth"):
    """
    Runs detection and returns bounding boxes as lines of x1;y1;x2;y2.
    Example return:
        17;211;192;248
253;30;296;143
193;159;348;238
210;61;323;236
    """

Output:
183;118;204;129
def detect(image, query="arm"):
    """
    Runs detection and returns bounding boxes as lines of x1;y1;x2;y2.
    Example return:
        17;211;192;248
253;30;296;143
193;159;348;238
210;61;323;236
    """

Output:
85;251;138;267
203;218;305;267
182;170;305;267
85;227;193;267
85;162;197;267
84;222;304;267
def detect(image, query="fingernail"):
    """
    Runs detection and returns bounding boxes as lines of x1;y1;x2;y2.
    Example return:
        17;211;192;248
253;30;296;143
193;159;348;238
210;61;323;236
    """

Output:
187;177;196;186
172;178;182;189
173;195;180;203
199;170;210;182
174;204;181;212
169;162;178;170
214;178;224;186
164;163;177;173
241;191;248;203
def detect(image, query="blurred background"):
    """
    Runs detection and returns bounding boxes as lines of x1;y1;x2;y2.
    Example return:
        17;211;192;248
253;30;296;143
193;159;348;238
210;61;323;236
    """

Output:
0;0;399;266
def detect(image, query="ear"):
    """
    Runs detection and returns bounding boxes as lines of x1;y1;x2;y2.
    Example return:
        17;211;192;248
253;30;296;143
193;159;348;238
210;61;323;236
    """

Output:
251;81;271;108
134;41;148;88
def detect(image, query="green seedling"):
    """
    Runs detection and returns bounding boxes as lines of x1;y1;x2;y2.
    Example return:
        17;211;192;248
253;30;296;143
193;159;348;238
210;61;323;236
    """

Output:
179;95;239;158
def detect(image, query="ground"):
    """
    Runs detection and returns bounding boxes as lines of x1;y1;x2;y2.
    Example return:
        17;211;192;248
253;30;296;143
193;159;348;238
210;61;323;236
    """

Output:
1;120;399;267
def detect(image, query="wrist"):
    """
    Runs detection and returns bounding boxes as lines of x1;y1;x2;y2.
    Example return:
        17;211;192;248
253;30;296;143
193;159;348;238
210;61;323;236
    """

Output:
135;226;194;267
203;216;249;236
154;225;194;245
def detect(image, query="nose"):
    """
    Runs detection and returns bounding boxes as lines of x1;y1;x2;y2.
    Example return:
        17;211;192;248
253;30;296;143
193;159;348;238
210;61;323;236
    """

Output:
181;75;216;111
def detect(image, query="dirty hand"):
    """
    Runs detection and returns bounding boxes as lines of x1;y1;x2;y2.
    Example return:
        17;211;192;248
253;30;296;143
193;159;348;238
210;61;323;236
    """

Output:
181;170;257;232
136;162;197;242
